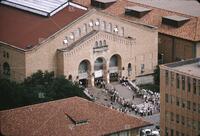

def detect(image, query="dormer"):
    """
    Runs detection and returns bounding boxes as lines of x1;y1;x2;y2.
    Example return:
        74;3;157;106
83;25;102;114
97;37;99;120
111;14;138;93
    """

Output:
162;15;190;27
91;0;117;9
125;6;151;18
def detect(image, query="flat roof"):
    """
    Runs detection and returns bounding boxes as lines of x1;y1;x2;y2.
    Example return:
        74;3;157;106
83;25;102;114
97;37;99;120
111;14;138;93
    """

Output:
0;3;87;50
173;62;200;77
0;0;69;16
125;6;151;12
0;97;151;136
128;0;200;17
163;58;200;78
163;15;190;22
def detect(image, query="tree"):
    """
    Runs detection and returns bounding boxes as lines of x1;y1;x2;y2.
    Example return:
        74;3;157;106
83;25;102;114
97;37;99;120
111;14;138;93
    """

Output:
154;65;160;85
0;70;86;110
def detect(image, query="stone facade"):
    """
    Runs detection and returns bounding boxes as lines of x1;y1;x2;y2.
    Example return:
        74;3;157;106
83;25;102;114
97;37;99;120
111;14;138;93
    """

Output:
0;10;158;85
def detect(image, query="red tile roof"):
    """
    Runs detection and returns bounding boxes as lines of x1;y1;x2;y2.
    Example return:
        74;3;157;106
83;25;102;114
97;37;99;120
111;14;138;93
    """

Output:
0;4;87;50
0;97;151;136
73;0;200;41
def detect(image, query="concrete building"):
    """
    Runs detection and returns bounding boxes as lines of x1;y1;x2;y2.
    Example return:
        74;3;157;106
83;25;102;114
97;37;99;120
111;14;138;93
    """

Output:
160;58;200;136
0;96;151;136
73;0;200;64
0;0;158;86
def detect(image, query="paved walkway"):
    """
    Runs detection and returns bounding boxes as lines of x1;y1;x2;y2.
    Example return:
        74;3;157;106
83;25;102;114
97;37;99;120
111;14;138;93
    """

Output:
87;82;160;126
111;82;144;105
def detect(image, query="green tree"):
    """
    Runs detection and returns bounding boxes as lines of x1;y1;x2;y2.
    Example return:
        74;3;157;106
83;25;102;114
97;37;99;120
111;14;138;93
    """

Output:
0;70;86;111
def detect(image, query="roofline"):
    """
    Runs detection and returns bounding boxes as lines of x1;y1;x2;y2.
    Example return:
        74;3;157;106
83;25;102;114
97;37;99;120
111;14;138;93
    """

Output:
0;7;93;52
159;57;200;79
158;32;200;42
0;96;81;112
0;7;157;52
99;10;157;30
0;41;26;52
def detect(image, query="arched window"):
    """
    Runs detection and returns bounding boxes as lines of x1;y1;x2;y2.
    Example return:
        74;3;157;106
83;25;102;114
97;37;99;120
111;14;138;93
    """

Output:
113;25;118;33
99;41;103;46
84;23;87;33
63;37;68;45
120;27;124;36
101;21;106;30
70;32;75;41
107;23;112;32
89;20;94;28
95;19;100;29
3;62;10;76
95;41;98;47
68;75;72;80
128;63;132;76
103;40;106;46
77;28;81;37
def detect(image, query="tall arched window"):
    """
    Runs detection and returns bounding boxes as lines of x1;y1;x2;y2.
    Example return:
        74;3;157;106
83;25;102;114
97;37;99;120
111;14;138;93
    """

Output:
95;41;98;47
95;19;100;29
84;23;87;34
68;75;72;80
70;32;75;41
103;40;106;46
99;41;103;46
128;63;132;76
107;23;112;32
77;28;81;37
3;62;10;76
89;20;94;28
101;21;106;30
120;27;124;36
113;25;118;34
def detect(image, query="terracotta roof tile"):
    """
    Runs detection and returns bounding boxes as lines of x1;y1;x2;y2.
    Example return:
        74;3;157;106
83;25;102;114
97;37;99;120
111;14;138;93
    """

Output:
0;97;151;136
72;0;200;41
0;4;87;49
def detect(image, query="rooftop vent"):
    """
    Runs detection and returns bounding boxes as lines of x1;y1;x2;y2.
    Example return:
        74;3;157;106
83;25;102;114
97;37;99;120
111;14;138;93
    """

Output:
162;15;190;27
91;0;117;9
65;113;88;126
125;6;151;18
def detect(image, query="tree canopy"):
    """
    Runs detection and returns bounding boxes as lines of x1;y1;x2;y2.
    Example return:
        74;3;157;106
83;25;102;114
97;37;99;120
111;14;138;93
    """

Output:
0;70;86;110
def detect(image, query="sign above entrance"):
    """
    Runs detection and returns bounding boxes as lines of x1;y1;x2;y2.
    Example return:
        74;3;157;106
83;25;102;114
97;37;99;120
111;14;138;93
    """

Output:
109;67;118;73
79;72;88;79
94;70;103;78
93;45;108;53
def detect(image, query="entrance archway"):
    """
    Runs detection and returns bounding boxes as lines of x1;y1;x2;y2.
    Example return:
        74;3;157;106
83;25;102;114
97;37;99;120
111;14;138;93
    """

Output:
78;60;91;87
3;62;10;77
109;54;122;82
94;57;106;87
128;63;132;76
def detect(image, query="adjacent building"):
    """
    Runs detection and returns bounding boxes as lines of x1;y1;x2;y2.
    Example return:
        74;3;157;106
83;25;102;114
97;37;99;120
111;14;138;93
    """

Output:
0;0;158;86
73;0;200;63
160;58;200;136
0;97;151;136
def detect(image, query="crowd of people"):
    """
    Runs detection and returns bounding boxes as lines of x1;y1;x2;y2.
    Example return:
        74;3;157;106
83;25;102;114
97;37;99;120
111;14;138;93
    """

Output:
82;76;160;117
105;77;160;116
